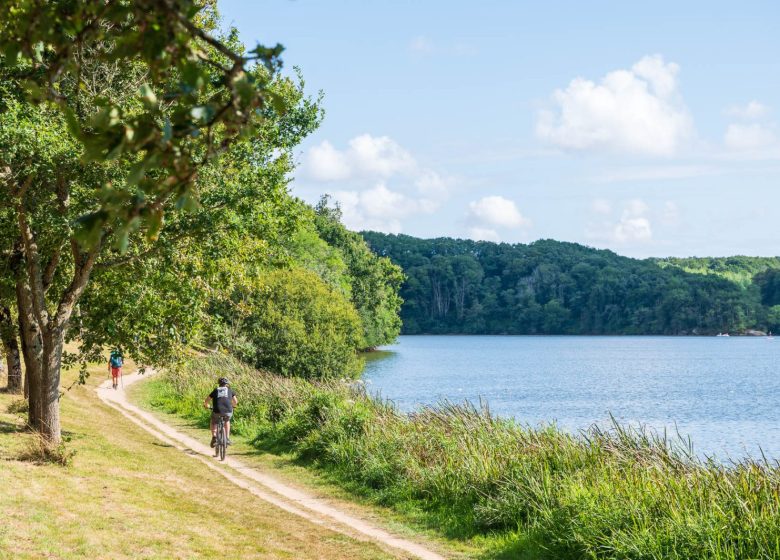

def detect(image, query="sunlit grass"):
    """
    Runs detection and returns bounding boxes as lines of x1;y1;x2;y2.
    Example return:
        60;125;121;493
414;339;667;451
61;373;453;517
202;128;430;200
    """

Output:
0;360;398;560
151;353;780;559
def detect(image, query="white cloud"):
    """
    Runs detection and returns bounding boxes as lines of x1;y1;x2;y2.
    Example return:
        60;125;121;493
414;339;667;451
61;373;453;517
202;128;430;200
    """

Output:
724;123;777;151
348;134;416;177
301;134;452;234
623;198;649;218
305;141;351;181
591;198;612;215
536;55;693;156
587;198;654;245
333;183;438;233
725;101;769;120
305;134;416;181
468;227;501;242
721;101;779;155
414;170;449;196
613;216;652;243
468;196;530;229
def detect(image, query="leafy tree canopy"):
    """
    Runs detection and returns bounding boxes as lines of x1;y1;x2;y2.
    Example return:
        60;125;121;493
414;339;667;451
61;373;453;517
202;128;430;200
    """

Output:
362;233;778;336
0;0;321;444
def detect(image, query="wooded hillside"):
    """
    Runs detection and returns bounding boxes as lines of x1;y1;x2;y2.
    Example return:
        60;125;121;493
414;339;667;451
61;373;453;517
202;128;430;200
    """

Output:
362;232;780;335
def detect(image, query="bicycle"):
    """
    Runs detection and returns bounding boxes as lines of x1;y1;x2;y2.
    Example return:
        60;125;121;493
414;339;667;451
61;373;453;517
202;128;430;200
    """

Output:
214;413;229;461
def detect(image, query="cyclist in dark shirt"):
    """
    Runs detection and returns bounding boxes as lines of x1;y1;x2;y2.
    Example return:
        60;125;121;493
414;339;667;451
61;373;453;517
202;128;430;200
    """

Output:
203;377;238;448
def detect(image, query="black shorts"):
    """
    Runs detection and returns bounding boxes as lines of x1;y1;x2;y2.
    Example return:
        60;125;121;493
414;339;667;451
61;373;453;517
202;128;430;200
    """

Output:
211;411;233;422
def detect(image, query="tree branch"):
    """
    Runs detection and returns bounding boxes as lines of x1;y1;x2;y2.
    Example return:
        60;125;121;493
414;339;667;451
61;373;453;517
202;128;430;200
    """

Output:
53;241;102;332
42;247;62;292
43;174;72;292
164;2;244;64
17;199;50;330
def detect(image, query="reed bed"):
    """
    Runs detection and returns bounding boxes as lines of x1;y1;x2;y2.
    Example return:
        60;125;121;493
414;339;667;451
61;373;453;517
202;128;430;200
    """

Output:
151;353;780;559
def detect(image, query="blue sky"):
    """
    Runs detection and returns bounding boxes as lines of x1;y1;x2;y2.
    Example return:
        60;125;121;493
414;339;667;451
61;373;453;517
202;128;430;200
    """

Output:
220;0;780;257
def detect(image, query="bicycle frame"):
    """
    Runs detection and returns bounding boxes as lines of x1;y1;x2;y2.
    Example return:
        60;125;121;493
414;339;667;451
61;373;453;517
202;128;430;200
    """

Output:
215;414;229;461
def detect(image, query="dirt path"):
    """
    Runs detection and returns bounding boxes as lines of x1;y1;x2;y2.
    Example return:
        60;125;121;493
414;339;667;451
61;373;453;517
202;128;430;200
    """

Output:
97;371;447;560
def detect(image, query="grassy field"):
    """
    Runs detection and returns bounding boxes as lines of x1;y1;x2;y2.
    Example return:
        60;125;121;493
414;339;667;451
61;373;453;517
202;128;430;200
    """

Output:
0;364;403;560
150;353;780;560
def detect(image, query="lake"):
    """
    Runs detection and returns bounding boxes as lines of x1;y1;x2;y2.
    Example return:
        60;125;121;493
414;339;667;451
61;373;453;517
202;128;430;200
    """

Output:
362;335;780;461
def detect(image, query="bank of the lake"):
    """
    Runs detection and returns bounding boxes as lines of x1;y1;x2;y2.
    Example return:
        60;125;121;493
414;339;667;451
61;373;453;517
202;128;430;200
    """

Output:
149;353;780;559
364;335;780;461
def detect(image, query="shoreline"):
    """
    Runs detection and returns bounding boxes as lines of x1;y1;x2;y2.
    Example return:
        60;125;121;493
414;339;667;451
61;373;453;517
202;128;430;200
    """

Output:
149;353;780;559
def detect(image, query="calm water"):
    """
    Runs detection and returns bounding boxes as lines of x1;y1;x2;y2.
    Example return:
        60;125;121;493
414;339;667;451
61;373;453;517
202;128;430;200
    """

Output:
362;336;780;461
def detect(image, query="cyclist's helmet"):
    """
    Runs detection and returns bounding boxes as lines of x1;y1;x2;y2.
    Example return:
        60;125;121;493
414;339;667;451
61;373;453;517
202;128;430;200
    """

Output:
218;377;229;387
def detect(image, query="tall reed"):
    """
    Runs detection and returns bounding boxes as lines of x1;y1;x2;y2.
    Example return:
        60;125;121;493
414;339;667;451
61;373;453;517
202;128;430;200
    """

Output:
151;353;780;559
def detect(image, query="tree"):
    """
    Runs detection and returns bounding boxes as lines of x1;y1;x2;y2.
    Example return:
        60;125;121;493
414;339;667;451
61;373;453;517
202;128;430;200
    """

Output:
766;306;780;332
314;197;404;349
0;243;22;393
0;305;22;393
0;1;299;445
237;268;365;379
755;269;780;307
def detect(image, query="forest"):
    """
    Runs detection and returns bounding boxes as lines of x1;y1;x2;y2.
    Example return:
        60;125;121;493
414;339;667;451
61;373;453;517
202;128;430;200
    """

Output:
362;232;780;335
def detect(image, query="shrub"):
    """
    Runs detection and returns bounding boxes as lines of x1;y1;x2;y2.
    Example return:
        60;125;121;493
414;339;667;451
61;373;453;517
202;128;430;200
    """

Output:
233;268;365;379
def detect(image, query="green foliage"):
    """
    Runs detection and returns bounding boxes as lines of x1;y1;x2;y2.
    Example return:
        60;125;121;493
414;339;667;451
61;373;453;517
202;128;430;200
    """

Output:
754;268;780;307
0;0;288;235
75;251;206;366
362;233;773;335
765;306;780;332
283;207;353;297
197;198;403;377
314;198;404;348
0;1;330;370
154;354;780;559
227;268;365;379
655;256;780;288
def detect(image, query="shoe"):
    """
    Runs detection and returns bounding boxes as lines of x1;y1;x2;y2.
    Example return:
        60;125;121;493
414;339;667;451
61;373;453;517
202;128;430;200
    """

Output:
210;436;216;448
227;439;232;446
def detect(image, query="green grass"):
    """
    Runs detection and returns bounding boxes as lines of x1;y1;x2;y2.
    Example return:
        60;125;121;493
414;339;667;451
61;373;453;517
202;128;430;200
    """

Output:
149;353;780;559
0;363;402;560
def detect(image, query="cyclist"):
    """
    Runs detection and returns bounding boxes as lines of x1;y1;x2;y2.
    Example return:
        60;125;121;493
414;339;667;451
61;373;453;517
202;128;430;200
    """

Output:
203;377;237;448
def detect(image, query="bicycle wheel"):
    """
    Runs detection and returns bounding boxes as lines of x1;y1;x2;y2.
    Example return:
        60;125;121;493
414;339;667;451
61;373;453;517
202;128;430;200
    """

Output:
218;419;227;461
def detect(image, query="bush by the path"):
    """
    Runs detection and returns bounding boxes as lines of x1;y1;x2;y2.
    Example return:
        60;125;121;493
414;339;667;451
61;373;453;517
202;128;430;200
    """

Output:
212;268;366;379
151;354;780;559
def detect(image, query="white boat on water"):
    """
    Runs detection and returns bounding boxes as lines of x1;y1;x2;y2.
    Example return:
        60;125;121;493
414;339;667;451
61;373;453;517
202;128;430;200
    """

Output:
716;333;730;337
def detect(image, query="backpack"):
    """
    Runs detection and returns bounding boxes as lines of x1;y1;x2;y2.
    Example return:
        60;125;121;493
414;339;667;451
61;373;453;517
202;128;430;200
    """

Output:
110;352;123;368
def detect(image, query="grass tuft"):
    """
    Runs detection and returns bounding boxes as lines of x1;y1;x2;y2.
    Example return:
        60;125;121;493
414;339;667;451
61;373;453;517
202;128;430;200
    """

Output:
6;398;28;415
150;353;780;559
18;432;76;466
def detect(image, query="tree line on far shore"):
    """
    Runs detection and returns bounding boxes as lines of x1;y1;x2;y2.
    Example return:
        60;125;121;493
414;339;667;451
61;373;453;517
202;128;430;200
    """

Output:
362;232;780;336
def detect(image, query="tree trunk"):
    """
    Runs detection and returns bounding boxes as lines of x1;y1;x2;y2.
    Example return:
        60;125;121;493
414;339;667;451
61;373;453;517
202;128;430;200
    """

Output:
15;200;99;445
39;328;64;444
15;267;43;430
0;307;22;394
